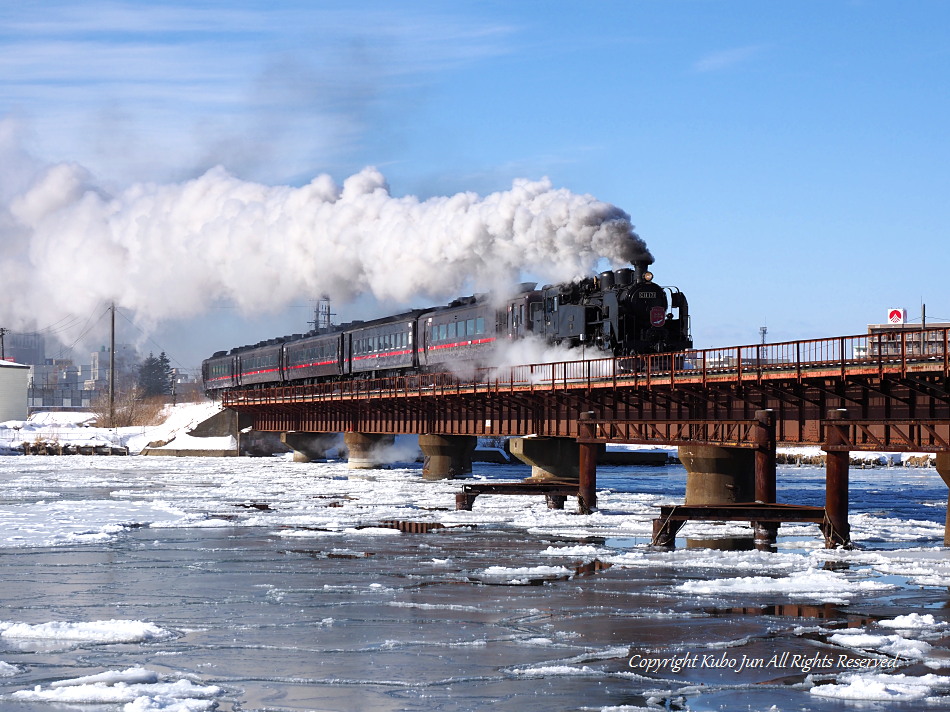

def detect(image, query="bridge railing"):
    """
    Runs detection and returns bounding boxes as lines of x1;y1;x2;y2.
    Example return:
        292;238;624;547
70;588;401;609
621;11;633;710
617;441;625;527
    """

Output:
222;327;950;405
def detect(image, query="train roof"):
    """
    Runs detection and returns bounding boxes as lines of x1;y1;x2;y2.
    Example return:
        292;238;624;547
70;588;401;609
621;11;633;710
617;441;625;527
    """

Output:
335;307;429;332
204;282;539;363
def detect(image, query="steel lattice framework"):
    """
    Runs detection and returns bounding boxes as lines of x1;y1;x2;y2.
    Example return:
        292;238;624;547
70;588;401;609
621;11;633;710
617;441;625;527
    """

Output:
222;327;950;452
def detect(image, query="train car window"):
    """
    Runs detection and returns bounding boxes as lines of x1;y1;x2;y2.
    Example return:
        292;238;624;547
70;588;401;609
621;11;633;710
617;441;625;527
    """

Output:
439;324;447;341
476;317;485;334
448;322;456;338
466;318;475;336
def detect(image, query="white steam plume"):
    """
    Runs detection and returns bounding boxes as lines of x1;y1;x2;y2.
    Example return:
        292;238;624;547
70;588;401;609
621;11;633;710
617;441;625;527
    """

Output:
0;154;651;340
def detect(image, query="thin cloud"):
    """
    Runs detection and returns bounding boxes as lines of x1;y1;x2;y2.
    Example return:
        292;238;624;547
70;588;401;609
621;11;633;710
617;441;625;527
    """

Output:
0;3;517;183
693;44;765;73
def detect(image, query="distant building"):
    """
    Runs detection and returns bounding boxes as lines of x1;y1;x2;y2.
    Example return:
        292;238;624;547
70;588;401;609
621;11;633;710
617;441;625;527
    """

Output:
6;332;45;366
0;360;30;421
88;343;140;389
860;308;950;357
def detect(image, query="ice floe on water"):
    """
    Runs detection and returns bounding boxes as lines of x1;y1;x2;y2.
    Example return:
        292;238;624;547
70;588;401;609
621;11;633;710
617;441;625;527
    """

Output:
677;567;896;604
0;431;949;710
473;564;573;585
0;662;18;677
814;547;950;587
810;671;950;701
8;666;221;711
0;498;188;548
0;619;175;644
878;612;949;631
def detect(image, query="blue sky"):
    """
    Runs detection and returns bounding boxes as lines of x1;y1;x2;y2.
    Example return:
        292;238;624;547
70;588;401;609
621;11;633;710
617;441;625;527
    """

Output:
2;1;949;368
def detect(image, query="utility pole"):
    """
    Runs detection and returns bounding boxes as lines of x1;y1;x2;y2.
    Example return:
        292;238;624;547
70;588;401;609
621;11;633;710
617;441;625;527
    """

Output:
0;327;6;361
109;303;116;427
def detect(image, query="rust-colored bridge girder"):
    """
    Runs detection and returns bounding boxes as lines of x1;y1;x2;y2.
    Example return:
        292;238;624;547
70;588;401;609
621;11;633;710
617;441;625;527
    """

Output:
223;328;950;451
221;328;950;546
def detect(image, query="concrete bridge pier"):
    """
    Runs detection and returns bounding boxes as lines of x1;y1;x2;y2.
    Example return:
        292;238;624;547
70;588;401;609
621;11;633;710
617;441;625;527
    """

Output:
678;446;755;504
344;432;395;470
676;411;780;549
419;434;476;480
281;432;340;463
509;437;579;482
934;452;950;547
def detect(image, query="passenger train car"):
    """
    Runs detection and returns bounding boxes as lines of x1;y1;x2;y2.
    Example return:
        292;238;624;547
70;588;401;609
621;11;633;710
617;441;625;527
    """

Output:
202;262;690;395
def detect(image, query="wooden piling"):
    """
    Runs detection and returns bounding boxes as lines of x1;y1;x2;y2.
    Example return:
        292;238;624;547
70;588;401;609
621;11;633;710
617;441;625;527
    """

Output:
577;412;597;514
822;409;851;548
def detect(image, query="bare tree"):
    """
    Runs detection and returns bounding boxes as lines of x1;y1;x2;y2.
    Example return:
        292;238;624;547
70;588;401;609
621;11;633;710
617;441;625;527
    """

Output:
92;386;166;428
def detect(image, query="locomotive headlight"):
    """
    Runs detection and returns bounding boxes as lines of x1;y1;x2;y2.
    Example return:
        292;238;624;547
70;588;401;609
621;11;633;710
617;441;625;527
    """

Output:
642;271;654;282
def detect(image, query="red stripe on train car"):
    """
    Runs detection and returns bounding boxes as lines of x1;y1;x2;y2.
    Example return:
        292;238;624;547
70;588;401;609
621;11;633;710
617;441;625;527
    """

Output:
427;337;495;351
288;360;338;369
351;349;414;362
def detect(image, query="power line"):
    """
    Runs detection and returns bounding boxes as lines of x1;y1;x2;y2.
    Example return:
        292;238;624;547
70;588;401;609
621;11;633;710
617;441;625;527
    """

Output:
114;308;189;371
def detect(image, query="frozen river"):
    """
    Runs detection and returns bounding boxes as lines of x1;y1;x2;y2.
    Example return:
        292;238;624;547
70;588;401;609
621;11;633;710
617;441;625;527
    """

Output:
0;454;948;711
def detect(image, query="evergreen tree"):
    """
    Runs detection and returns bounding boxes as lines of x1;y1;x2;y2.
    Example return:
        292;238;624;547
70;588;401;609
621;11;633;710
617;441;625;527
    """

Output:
138;351;173;397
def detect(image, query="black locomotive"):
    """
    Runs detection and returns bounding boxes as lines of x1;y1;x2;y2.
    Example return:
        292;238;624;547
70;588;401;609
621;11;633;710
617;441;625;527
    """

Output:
202;260;690;394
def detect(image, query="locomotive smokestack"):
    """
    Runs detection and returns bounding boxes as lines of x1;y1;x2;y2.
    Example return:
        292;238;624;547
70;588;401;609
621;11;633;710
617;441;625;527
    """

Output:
633;260;649;282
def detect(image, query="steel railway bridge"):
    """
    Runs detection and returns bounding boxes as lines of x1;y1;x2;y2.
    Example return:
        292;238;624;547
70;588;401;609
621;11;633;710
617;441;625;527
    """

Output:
222;327;950;549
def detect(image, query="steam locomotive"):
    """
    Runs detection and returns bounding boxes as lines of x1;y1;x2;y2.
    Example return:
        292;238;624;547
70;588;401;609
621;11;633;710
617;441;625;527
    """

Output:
202;261;690;394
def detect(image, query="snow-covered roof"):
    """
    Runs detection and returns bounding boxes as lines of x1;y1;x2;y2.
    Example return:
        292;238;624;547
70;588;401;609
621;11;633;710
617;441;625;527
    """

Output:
0;359;29;369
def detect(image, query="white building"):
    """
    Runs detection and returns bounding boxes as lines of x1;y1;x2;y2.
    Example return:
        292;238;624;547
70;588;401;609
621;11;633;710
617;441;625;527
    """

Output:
0;360;30;421
859;309;950;358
